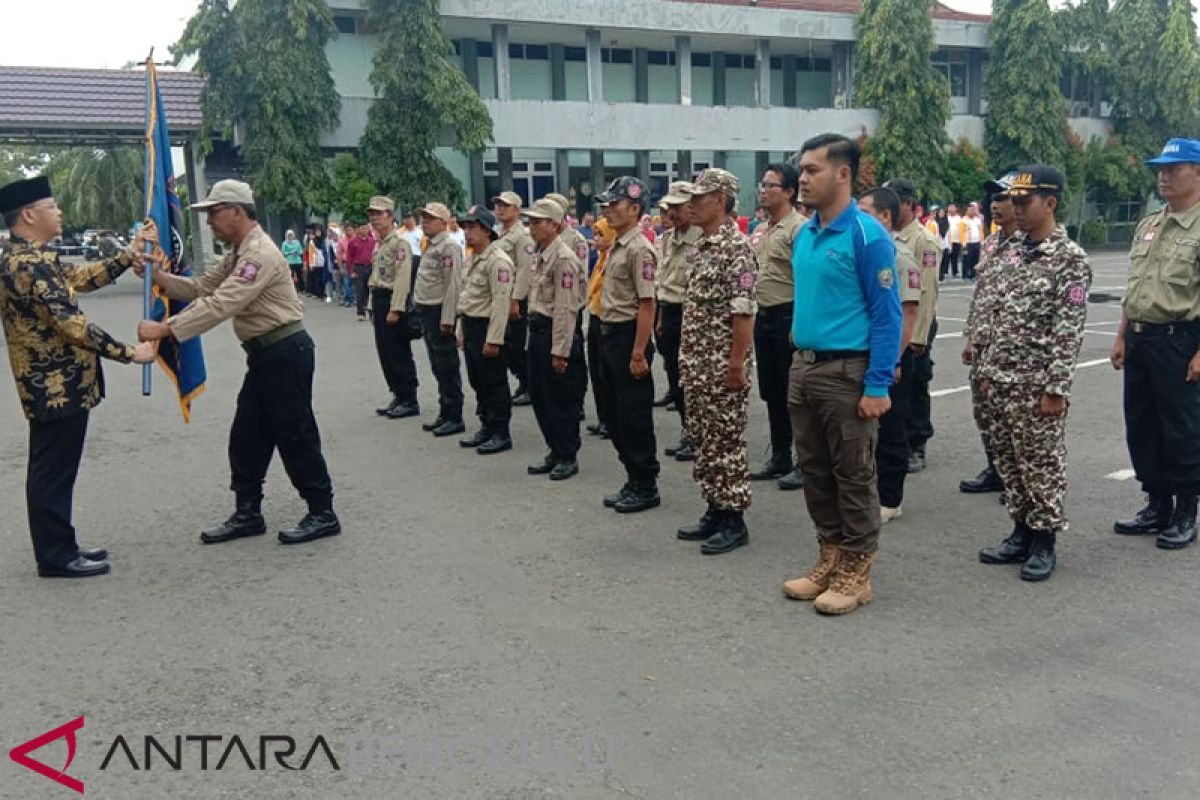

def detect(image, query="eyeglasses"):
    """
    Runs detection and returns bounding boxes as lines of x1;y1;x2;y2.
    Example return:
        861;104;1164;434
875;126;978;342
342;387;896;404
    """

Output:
758;182;783;190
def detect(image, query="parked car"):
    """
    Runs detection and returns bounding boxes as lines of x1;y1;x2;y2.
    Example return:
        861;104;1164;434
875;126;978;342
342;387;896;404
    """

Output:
82;229;119;259
52;233;86;257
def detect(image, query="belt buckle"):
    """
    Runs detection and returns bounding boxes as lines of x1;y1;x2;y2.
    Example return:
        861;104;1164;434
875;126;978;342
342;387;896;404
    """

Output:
1131;322;1144;334
800;349;817;364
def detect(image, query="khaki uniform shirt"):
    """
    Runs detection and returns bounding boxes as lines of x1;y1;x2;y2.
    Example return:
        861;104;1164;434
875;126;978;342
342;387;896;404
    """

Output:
162;224;302;343
413;231;462;328
896;245;923;306
896;218;942;346
749;208;804;308
1124;201;1200;323
679;219;757;388
559;226;590;309
457;240;514;345
657;225;701;305
367;228;414;313
529;237;585;358
498;222;536;302
600;226;658;323
0;236;136;421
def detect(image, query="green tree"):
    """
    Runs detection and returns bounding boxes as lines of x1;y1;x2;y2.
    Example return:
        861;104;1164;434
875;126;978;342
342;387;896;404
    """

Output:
0;147;48;188
984;0;1069;173
854;0;950;195
1108;0;1172;156
173;0;340;214
940;140;991;206
325;153;379;222
43;148;144;231
359;0;492;209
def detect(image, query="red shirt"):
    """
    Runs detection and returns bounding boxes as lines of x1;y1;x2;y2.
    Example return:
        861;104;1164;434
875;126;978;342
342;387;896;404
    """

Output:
346;235;375;267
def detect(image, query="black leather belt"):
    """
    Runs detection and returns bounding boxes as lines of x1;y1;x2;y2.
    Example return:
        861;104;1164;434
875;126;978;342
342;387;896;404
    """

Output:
242;321;304;353
1130;320;1200;335
796;349;869;364
599;320;637;336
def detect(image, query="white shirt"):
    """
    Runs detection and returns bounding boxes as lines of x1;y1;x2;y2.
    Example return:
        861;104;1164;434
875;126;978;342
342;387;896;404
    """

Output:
449;229;466;250
946;214;962;245
404;228;423;256
963;216;984;245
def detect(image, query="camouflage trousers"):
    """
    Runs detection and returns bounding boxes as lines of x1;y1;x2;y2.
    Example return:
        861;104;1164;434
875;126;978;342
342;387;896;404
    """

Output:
969;364;993;455
687;384;752;511
985;382;1069;532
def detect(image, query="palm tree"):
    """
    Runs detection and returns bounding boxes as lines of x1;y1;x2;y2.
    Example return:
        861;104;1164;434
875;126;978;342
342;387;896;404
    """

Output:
44;148;144;231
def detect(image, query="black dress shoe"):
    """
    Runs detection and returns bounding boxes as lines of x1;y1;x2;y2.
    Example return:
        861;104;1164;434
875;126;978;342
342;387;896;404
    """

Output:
907;450;927;474
1114;494;1173;535
777;469;805;491
960;464;1003;493
460;429;490;448
1019;530;1057;581
549;459;579;481
201;507;267;544
604;484;634;508
750;454;792;481
432;419;466;437
476;434;513;455
665;434;688;457
615;487;661;514
385;401;420;419
673;443;694;462
701;511;749;555
422;416;446;432
512;390;532;407
653;391;672;407
678;506;719;541
376;397;398;416
528;454;557;475
1157;495;1198;550
279;509;341;544
38;556;111;578
79;546;108;561
979;523;1032;564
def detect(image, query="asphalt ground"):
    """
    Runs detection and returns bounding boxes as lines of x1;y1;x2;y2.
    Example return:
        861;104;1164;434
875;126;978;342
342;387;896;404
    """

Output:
2;249;1198;799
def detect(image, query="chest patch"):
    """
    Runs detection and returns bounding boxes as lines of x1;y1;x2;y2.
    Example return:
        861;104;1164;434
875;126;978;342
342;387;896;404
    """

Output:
235;260;261;283
1143;230;1157;242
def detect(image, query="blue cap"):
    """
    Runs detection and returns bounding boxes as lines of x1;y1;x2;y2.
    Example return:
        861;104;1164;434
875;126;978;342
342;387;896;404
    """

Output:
1145;138;1200;166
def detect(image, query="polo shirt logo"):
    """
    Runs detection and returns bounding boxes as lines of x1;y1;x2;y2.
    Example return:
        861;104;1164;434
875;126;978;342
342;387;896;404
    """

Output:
878;269;894;289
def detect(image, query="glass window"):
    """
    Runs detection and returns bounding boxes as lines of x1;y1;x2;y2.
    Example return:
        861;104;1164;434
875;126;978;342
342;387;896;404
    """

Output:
333;15;356;35
564;46;586;62
693;52;712;67
525;44;549;61
477;42;494;58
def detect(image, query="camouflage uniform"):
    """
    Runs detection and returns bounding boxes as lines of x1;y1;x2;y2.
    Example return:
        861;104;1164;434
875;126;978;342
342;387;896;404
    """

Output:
977;226;1091;532
680;212;758;512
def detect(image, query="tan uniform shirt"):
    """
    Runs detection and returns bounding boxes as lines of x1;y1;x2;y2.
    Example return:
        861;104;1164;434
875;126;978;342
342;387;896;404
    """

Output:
559;226;590;309
896;218;942;346
529;237;585;358
457;240;514;345
600;226;658;323
367;228;414;313
1124;201;1200;323
896;245;923;306
657;225;700;305
413;231;462;328
750;208;804;308
162;224;302;343
498;222;536;302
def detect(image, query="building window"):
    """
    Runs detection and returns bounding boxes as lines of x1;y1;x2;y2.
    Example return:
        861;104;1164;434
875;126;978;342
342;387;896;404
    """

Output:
932;50;969;99
333;15;357;35
564;46;586;62
477;41;494;58
602;48;633;64
647;50;676;66
769;56;782;69
693;52;712;67
651;162;668;172
525;44;549;61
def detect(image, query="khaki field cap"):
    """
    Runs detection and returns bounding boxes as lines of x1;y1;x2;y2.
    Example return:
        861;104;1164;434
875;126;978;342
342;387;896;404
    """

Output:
191;179;255;210
523;198;565;223
367;195;395;212
544;192;571;215
491;191;522;208
690;168;739;197
419;202;452;223
663;181;694;205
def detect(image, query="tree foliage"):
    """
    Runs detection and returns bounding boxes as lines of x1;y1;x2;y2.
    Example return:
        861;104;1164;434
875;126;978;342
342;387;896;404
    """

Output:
325;153;379;223
854;0;950;196
42;148;144;231
173;0;340;214
940;140;991;207
359;0;492;209
984;0;1069;173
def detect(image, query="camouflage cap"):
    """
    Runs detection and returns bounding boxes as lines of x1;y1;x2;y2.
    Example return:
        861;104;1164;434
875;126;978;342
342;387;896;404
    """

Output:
662;181;694;206
522;198;565;224
595;176;650;206
690;168;739;197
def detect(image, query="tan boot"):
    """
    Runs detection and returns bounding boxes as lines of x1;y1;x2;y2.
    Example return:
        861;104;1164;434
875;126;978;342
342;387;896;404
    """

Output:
813;549;875;615
783;539;841;601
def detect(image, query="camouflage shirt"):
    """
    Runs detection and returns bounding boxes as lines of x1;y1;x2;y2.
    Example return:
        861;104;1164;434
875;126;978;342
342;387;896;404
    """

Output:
0;235;136;421
680;219;757;388
965;230;1024;354
977;226;1091;397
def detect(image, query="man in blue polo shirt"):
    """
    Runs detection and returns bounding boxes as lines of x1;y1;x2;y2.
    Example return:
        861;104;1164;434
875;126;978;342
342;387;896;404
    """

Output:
781;133;902;617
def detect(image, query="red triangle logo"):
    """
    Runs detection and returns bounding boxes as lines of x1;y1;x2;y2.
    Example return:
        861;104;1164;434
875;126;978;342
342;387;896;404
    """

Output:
8;716;85;794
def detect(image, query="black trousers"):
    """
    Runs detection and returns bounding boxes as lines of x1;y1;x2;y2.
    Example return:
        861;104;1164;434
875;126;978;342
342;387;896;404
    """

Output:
1124;322;1200;495
597;320;659;488
505;299;529;391
416;303;463;420
877;351;915;508
230;331;333;512
372;289;418;404
26;411;89;568
754;303;795;458
587;317;612;426
463;317;512;436
656;302;685;426
528;314;586;460
962;242;981;280
353;266;371;316
908;318;937;454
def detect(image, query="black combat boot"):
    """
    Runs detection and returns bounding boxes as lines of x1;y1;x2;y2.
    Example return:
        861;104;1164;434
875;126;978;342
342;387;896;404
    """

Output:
1019;529;1057;581
749;452;792;481
700;510;749;555
677;505;720;541
1156;494;1198;550
201;497;267;544
385;400;420;419
614;485;661;514
960;456;1004;493
476;431;513;455
527;453;557;475
278;508;341;545
460;428;490;448
1113;493;1174;536
978;522;1032;565
777;468;806;491
603;483;634;508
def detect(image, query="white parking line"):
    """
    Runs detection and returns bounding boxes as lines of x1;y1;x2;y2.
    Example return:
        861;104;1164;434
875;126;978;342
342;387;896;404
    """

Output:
1105;469;1137;481
930;357;1113;397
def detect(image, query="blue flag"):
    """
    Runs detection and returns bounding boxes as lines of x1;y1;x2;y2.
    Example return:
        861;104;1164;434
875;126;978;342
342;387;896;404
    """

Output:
144;60;206;421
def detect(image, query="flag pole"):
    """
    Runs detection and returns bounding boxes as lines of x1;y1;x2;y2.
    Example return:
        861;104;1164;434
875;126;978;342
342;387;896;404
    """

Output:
141;48;155;397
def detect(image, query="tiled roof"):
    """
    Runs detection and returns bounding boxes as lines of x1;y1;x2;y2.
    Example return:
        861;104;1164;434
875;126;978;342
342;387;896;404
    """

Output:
0;66;204;137
669;0;990;23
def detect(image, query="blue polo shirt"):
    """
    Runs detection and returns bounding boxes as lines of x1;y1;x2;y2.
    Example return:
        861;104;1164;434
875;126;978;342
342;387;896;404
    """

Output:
791;200;902;398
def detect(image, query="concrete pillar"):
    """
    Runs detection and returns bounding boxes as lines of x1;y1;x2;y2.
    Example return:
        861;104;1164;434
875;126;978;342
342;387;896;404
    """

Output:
635;151;651;184
712;51;727;106
589;150;605;210
469;151;486;207
676;149;693;181
183;140;214;268
492;24;510;101
713;150;728;170
755;151;770;185
782;54;798;108
462;38;480;92
755;39;771;108
832;42;853;108
634;47;649;103
676;36;692;106
585;29;603;102
967;49;983;116
498;147;514;192
554;149;571;194
550;44;566;101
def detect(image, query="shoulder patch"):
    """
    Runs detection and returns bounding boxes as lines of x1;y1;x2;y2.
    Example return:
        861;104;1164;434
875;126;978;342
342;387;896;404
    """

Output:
576;243;589;260
497;268;511;284
1066;283;1087;306
562;271;575;290
908;266;922;290
236;260;261;283
878;268;894;290
441;254;454;268
738;271;755;289
524;243;536;255
922;250;937;269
